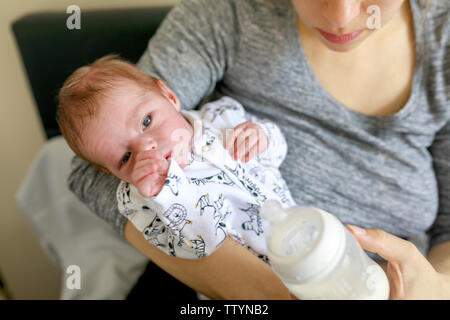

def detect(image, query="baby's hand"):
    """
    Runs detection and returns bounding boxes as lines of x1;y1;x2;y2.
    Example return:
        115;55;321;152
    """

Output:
225;121;268;163
130;149;170;198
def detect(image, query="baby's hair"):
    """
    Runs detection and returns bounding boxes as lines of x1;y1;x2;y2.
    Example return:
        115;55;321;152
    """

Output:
56;54;159;166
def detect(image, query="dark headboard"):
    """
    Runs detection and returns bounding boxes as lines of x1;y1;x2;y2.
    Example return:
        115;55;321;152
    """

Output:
12;7;171;139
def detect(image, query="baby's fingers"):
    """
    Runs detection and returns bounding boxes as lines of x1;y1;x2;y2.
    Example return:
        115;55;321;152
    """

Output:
242;144;261;163
135;172;166;198
234;131;258;161
132;160;168;185
225;124;246;152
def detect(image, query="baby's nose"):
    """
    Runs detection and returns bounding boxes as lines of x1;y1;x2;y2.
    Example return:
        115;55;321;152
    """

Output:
134;138;157;152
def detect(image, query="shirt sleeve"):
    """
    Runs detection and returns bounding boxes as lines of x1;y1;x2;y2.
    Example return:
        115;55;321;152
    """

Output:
117;159;230;259
68;156;127;237
427;30;450;251
137;0;239;111
427;119;450;251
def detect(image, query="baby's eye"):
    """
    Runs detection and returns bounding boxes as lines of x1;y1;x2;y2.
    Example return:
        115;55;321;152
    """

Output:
121;152;131;165
142;114;151;129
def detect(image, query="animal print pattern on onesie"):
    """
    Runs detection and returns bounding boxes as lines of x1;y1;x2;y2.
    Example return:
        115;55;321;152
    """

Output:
117;96;296;262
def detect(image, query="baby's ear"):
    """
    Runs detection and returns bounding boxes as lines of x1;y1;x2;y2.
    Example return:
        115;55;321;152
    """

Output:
156;79;180;111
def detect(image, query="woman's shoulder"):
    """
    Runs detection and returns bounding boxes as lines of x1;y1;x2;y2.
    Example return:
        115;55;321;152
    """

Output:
432;0;450;12
175;0;292;17
418;1;450;61
171;0;235;15
427;1;450;34
428;2;450;66
419;2;449;121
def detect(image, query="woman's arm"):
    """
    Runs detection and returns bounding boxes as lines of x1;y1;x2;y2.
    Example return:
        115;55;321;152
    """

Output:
68;156;127;236
428;241;450;273
428;241;450;293
426;116;450;293
124;221;292;300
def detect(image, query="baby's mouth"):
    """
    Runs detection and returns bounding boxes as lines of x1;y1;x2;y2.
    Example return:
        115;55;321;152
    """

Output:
164;152;172;160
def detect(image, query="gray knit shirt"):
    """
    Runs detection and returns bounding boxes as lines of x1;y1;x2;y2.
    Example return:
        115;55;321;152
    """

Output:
68;0;450;256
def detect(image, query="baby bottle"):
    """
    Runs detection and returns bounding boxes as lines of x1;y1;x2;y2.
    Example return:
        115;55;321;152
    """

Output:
260;200;390;300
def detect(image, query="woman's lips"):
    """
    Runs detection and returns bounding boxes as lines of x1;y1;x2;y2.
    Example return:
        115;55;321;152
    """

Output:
164;152;172;160
317;29;363;44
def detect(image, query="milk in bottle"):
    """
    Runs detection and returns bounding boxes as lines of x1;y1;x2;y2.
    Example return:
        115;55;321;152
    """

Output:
261;200;389;300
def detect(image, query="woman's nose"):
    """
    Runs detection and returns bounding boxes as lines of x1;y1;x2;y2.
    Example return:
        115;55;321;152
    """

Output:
324;0;360;29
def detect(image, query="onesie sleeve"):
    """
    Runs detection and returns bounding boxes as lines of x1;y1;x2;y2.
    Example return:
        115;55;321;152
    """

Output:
117;159;230;259
246;114;288;169
199;96;288;168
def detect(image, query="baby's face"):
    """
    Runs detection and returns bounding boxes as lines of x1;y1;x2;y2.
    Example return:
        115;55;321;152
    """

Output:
82;80;193;183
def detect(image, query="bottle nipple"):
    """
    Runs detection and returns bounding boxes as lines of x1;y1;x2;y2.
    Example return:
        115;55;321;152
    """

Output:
261;200;287;224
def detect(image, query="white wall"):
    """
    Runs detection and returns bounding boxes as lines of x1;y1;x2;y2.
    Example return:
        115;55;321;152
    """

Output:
0;0;178;300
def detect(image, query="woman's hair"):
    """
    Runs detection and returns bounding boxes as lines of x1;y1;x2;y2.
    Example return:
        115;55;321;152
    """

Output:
56;54;158;163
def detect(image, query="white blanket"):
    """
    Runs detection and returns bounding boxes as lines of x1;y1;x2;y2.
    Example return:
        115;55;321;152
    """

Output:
15;137;148;299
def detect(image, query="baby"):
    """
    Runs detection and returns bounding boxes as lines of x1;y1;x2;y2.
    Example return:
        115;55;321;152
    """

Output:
57;55;295;261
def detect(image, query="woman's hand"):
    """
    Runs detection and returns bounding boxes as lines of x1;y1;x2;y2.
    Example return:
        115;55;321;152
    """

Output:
347;225;450;299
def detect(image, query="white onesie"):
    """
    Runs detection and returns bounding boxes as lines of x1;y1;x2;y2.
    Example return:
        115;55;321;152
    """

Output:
117;97;295;263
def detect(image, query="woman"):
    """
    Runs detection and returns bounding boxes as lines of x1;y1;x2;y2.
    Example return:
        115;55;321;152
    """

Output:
69;0;450;299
